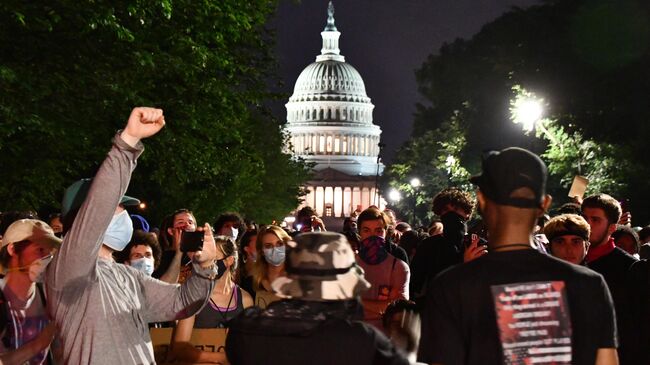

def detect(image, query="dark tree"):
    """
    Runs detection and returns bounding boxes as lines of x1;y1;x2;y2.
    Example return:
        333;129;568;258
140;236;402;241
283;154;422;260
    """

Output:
403;0;650;221
0;1;310;224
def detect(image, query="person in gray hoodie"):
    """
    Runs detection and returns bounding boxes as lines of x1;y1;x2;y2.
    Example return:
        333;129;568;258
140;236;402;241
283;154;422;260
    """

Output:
46;107;221;364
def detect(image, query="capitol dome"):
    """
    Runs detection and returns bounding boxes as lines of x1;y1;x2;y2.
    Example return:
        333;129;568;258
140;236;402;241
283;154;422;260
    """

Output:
285;1;386;220
286;1;382;176
290;61;370;104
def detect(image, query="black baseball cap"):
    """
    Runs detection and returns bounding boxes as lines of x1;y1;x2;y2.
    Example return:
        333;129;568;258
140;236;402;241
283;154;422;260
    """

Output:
470;147;547;209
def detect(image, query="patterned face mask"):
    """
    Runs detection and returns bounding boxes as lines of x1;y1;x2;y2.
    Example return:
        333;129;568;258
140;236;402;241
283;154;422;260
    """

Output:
358;236;388;265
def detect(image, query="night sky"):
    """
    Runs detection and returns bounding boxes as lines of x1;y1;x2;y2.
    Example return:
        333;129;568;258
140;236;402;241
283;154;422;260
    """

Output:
268;0;540;162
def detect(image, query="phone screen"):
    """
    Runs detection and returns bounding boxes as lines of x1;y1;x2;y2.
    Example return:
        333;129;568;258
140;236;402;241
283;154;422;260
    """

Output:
180;231;204;252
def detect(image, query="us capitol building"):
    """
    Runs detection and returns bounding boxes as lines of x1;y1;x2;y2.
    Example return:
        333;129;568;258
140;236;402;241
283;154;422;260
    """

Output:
285;2;387;220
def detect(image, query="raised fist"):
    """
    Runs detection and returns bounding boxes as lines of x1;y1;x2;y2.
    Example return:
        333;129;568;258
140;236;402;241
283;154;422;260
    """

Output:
121;107;166;146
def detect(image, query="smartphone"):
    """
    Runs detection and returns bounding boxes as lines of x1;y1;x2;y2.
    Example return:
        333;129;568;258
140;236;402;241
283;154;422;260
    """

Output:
180;231;204;252
464;233;487;248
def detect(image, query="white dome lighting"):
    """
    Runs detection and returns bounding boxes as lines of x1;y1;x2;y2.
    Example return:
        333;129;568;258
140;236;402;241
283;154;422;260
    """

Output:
285;1;383;177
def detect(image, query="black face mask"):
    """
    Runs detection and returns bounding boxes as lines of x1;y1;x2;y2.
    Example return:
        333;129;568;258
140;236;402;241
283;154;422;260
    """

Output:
441;211;467;246
215;258;228;280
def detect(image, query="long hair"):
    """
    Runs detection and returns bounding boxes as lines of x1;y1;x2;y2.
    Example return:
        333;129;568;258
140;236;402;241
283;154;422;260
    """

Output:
159;209;196;250
252;225;289;291
238;229;258;277
214;235;238;293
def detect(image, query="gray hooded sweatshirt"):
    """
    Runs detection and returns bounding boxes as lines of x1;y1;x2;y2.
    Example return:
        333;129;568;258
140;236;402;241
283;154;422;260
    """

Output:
46;134;216;364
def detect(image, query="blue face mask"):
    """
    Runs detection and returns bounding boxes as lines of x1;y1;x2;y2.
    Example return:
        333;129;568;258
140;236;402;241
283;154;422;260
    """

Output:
130;257;154;276
103;210;134;251
263;245;286;266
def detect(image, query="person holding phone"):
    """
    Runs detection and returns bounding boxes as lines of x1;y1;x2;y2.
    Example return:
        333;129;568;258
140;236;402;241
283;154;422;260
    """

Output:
46;107;222;365
171;236;253;363
153;208;198;283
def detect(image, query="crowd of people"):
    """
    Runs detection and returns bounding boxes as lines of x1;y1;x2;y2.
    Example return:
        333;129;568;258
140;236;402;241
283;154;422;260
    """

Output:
0;108;648;364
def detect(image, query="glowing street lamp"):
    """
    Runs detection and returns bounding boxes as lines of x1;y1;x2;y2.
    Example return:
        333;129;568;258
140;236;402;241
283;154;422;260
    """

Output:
388;189;402;202
509;87;563;152
511;96;544;132
410;178;421;189
511;99;544;132
409;178;422;224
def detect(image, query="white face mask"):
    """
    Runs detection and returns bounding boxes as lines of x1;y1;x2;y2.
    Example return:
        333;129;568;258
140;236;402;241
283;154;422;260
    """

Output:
103;210;134;251
29;254;54;283
129;257;155;276
230;227;239;241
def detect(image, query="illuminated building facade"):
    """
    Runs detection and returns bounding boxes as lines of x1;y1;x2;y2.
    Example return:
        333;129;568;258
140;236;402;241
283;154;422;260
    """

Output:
285;2;386;218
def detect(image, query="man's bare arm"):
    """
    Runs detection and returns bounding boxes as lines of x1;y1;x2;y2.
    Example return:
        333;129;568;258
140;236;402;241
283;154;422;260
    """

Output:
595;348;618;365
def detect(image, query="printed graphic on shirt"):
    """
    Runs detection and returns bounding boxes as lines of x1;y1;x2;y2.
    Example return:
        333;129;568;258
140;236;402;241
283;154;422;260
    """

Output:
377;285;391;301
491;281;572;365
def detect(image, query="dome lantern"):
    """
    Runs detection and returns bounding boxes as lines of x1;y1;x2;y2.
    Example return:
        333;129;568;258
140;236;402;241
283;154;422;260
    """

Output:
317;2;344;62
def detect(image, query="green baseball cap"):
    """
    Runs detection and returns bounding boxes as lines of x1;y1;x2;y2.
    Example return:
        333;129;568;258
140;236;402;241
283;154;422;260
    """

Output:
61;178;140;218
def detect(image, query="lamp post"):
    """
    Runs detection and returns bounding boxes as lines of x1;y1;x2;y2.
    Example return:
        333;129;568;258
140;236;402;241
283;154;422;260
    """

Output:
410;178;421;225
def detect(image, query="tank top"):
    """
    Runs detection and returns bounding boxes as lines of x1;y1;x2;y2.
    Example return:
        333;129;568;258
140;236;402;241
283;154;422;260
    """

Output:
194;285;244;328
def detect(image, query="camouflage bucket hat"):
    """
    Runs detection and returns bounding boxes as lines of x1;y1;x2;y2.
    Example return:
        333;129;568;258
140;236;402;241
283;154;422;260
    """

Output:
272;231;371;301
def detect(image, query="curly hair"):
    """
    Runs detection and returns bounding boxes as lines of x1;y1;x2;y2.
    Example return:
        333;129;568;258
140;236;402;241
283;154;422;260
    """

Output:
213;212;243;235
115;229;162;269
431;188;475;216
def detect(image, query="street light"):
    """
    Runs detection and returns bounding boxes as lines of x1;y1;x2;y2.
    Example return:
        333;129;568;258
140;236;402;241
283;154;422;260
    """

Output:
388;189;402;202
409;178;421;225
510;88;563;151
510;96;544;132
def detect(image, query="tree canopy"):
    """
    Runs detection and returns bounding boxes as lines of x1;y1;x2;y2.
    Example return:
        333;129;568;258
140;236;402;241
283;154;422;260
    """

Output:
0;0;310;225
386;0;650;223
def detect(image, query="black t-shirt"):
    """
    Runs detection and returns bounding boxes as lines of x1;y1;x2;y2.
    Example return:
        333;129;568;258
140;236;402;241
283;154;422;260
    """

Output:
386;239;409;265
628;259;650;364
409;234;462;302
226;300;409;365
418;249;616;365
587;247;637;365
